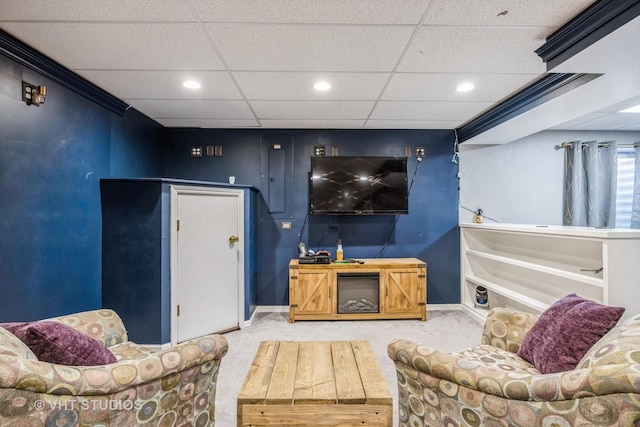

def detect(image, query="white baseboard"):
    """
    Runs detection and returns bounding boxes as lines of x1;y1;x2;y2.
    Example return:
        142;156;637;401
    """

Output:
255;305;290;313
459;304;489;324
254;304;462;313
244;304;471;326
243;305;289;327
427;304;462;311
139;343;172;352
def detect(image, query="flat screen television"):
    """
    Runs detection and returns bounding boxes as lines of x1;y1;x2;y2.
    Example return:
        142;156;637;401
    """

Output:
309;156;408;215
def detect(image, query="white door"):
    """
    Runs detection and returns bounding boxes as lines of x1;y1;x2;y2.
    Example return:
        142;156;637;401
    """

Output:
171;186;243;344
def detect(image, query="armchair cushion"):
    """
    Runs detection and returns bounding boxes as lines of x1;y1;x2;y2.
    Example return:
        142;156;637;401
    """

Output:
517;293;624;374
0;326;37;360
578;313;640;368
3;321;117;366
0;309;228;426
388;307;640;426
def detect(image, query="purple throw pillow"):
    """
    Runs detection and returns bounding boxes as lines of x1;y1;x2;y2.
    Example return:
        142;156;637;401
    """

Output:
517;294;624;374
3;321;117;366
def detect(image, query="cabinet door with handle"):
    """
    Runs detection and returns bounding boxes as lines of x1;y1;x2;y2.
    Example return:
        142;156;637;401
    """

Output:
383;268;426;318
290;269;333;319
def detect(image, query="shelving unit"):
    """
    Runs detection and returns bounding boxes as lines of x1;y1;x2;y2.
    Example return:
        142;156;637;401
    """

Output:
460;223;640;322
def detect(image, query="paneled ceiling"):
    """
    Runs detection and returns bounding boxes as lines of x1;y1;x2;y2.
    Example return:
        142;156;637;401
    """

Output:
2;0;638;134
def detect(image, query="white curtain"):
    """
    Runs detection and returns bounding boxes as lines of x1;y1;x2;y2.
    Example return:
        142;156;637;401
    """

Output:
631;145;640;229
563;140;617;227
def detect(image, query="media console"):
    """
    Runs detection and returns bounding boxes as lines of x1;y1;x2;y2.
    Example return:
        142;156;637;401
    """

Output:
288;258;427;323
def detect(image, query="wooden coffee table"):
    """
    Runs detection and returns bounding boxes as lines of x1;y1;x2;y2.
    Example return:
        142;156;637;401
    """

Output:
237;340;392;426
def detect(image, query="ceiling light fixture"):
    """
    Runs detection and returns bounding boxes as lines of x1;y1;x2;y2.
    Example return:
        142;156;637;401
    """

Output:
182;80;201;89
313;81;331;91
456;82;475;93
620;104;640;113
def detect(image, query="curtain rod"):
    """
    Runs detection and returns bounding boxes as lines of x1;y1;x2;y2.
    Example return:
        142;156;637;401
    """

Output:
555;141;640;149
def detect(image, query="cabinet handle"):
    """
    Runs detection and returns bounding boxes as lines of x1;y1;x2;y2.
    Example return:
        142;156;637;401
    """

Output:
385;285;388;297
329;286;332;298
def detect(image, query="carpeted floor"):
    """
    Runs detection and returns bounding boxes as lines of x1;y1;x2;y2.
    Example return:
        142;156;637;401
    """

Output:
214;309;483;426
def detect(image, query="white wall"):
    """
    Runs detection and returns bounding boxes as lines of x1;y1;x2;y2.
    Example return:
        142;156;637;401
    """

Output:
459;130;640;225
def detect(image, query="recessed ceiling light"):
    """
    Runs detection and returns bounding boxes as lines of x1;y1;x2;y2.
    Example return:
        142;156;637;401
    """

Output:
182;80;201;89
313;81;331;91
620;104;640;113
456;82;475;93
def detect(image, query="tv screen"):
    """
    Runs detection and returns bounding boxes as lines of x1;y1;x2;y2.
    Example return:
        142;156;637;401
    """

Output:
310;156;408;215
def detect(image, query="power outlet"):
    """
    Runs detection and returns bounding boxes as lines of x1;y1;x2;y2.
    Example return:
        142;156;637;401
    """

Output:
416;147;425;159
280;221;292;230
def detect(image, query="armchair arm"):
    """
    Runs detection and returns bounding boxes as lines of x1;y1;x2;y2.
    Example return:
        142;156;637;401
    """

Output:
46;309;128;347
0;334;228;396
388;338;640;402
481;307;539;353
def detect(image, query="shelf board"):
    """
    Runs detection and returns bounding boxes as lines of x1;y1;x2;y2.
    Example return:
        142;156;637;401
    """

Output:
460;222;640;239
465;275;550;313
465;249;604;287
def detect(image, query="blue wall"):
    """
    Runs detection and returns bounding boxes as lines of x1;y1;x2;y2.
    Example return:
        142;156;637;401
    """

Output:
0;53;163;321
1;47;460;322
163;128;461;306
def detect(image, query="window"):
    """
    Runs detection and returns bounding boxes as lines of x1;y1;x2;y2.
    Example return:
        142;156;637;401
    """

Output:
616;148;636;228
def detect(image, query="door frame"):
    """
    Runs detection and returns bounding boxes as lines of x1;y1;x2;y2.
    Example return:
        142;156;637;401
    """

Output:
169;185;245;346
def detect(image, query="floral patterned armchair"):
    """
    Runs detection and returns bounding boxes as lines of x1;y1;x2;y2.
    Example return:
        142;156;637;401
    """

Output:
388;307;640;426
0;309;228;426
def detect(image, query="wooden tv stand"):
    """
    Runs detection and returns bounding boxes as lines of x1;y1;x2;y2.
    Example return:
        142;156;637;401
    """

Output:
288;258;426;323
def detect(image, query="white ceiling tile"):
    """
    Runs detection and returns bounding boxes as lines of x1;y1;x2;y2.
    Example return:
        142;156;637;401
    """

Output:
561;113;640;131
424;0;594;28
78;70;242;100
0;0;195;21
233;72;389;100
399;27;547;73
1;23;224;70
191;0;427;24
259;120;366;128
382;73;539;101
548;113;610;130
128;100;255;119
250;100;375;120
617;123;640;131
205;24;413;71
370;101;493;121
155;118;261;128
365;120;460;129
593;95;640;114
1;0;626;133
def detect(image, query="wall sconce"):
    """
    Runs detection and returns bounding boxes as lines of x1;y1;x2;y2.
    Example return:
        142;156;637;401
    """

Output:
22;81;47;106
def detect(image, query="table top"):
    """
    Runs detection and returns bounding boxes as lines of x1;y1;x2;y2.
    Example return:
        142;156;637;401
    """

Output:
237;340;391;406
289;257;426;269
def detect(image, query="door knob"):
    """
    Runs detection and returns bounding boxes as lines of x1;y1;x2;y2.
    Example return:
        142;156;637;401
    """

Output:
228;235;240;244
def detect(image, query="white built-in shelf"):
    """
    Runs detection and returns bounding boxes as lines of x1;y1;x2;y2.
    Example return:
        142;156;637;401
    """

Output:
465;249;604;287
460;223;640;322
465;275;550;313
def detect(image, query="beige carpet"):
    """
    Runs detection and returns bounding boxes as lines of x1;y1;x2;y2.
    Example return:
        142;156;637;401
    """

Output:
215;309;483;426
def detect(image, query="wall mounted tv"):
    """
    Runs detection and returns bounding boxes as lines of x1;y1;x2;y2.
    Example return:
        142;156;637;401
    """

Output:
309;156;408;215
